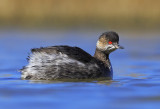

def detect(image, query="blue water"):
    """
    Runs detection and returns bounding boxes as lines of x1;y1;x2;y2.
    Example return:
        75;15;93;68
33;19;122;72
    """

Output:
0;29;160;109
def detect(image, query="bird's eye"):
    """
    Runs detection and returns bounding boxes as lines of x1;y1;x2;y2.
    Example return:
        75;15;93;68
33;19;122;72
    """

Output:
108;41;112;44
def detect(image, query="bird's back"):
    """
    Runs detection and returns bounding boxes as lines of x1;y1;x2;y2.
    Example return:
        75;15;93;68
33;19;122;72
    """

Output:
21;46;105;80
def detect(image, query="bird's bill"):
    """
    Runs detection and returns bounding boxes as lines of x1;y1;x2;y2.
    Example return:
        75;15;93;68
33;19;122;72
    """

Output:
114;44;124;49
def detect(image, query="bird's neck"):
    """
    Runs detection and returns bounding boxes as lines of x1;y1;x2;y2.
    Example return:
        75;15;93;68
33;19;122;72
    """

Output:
94;48;111;68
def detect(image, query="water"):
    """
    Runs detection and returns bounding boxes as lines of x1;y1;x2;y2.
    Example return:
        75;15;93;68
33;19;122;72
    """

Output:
0;29;160;109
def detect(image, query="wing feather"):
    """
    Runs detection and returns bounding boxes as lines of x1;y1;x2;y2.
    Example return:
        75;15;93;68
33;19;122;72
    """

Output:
31;45;93;63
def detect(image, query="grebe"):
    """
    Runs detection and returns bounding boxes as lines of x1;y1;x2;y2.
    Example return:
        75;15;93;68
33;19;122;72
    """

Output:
21;31;124;80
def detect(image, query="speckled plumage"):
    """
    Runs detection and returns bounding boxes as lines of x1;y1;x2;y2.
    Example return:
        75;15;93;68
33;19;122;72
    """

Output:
21;31;123;80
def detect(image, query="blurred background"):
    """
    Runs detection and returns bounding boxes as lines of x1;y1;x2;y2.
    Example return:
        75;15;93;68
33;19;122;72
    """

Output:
0;0;160;30
0;1;160;109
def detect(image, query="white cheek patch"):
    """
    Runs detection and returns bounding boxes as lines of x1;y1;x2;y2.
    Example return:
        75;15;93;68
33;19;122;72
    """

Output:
96;40;107;50
96;41;103;49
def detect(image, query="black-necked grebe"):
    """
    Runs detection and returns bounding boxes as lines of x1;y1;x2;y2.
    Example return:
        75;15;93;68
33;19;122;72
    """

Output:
21;31;124;80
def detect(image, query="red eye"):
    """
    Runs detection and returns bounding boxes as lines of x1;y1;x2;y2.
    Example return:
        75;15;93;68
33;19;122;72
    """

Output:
108;41;112;44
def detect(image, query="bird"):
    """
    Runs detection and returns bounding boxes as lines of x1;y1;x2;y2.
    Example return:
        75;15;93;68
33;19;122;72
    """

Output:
21;31;124;80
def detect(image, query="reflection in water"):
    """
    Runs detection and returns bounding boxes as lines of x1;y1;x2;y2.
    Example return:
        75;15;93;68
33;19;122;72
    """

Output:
0;30;160;109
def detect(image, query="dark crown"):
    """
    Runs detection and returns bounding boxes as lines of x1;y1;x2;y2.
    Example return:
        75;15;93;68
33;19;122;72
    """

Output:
99;31;119;42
